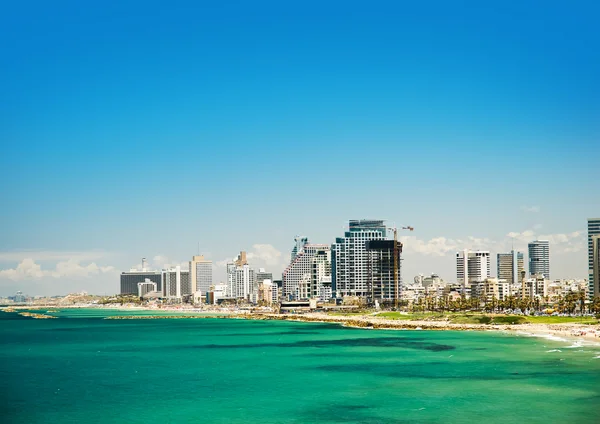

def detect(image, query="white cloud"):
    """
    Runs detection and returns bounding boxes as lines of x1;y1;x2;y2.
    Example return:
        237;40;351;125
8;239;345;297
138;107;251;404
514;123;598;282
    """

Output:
215;244;284;267
215;259;230;268
400;228;584;259
506;230;536;241
521;205;540;213
128;255;189;271
0;250;110;263
0;258;116;281
213;244;286;277
399;236;457;256
246;244;283;266
0;258;45;280
399;235;495;256
504;229;584;254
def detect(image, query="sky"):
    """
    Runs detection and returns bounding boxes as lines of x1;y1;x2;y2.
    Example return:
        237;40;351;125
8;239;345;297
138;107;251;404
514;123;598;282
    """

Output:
1;0;599;296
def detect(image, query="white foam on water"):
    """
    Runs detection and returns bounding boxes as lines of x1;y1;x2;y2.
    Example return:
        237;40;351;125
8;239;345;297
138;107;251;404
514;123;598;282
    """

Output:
517;331;568;343
546;349;562;353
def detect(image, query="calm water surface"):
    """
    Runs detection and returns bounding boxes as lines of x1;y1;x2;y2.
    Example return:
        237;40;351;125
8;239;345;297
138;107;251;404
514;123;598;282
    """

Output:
1;309;600;424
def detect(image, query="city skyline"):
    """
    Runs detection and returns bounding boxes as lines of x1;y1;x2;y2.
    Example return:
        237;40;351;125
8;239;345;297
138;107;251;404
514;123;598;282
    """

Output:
0;221;592;297
1;1;598;296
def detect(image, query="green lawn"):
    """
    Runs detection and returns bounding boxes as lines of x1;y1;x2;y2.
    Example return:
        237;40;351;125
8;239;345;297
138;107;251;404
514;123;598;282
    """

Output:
376;312;448;321
521;315;597;324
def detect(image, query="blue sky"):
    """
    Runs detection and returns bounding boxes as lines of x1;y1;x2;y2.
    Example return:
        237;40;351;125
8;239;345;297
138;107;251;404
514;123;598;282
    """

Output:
1;1;598;295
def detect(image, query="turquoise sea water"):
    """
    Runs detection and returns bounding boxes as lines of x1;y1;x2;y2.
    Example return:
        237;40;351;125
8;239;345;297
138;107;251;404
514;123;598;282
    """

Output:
2;309;600;424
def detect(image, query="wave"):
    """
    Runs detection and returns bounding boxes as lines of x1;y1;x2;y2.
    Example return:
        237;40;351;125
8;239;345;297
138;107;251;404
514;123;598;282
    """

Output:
516;331;568;343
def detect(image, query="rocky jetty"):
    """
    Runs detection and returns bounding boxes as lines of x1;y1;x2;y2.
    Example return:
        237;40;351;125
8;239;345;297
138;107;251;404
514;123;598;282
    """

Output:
18;312;57;319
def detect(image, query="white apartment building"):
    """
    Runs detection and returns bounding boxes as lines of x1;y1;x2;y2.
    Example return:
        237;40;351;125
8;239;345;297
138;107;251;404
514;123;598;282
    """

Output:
332;220;388;298
235;265;256;301
225;251;256;300
283;243;331;300
137;279;157;297
482;278;511;301
519;274;548;299
456;250;491;286
163;266;191;300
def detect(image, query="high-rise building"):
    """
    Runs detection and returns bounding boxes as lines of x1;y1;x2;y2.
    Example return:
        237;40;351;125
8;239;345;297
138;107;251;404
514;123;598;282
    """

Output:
592;235;600;299
311;248;333;300
528;240;550;278
283;243;331;300
120;270;162;295
190;255;212;295
497;251;524;285
291;236;308;262
332;220;388;298
226;251;246;298
365;240;401;305
137;279;158;297
236;265;256;301
225;251;256;301
588;218;600;298
256;269;273;286
254;268;272;303
456;250;491;286
162;266;191;299
14;291;26;303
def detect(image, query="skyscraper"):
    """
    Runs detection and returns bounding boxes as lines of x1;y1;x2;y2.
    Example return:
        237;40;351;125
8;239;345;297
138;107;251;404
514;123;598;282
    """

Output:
312;248;333;300
456;250;491;285
291;236;308;262
332;220;387;298
226;251;256;300
497;251;524;285
283;243;330;300
162;265;191;300
592;236;600;299
256;268;273;286
365;239;401;305
190;255;212;295
528;240;550;278
120;260;162;295
588;218;600;298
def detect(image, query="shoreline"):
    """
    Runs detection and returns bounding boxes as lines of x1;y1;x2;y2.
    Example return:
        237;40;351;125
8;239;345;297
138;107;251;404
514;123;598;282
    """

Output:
246;312;600;343
3;305;599;343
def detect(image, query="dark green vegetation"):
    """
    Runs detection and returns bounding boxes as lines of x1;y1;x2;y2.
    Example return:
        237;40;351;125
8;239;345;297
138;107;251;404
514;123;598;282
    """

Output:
372;311;598;325
402;292;600;315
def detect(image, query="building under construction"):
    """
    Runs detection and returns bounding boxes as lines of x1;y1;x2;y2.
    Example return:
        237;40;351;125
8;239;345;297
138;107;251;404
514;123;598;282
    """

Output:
366;239;402;307
332;220;405;306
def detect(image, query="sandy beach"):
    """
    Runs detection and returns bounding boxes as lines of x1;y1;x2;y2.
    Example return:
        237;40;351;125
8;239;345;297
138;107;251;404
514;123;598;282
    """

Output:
236;312;600;344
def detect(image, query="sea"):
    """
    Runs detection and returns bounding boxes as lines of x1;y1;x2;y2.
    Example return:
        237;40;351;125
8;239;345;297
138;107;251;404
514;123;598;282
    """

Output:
1;308;600;424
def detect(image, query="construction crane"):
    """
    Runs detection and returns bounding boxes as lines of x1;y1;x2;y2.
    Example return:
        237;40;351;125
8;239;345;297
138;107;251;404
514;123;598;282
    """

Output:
388;225;414;309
